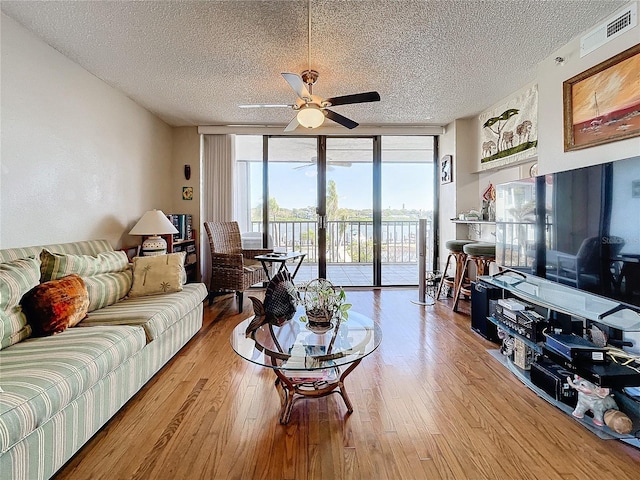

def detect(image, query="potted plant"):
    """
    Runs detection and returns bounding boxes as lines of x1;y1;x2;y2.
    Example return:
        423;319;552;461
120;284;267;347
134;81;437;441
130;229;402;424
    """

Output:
300;278;351;330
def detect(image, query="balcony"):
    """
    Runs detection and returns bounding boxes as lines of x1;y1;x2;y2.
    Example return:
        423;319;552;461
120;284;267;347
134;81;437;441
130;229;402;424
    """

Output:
249;220;433;286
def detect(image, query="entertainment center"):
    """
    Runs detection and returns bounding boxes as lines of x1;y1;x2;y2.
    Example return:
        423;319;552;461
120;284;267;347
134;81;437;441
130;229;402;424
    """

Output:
479;154;640;448
478;271;640;448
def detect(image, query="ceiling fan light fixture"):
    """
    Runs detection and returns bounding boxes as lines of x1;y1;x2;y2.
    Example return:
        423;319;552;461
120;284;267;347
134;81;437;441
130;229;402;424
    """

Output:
296;104;325;129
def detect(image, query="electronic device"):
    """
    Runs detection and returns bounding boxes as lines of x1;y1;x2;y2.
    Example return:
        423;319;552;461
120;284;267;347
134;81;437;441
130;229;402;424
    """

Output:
491;298;538;336
543;345;640;389
471;281;502;343
545;333;607;364
530;358;577;407
516;310;547;343
495;153;640;310
497;298;528;311
513;337;534;370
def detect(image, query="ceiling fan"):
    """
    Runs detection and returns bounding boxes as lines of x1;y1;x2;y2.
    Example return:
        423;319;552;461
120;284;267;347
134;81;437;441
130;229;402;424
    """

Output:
240;70;380;132
293;155;352;171
238;0;380;132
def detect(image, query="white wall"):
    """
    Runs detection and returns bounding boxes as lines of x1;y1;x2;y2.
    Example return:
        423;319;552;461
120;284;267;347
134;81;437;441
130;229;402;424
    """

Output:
476;9;639;188
437;118;483;268
537;21;640;174
171;126;202;279
0;14;173;249
438;7;638;272
438;122;457;270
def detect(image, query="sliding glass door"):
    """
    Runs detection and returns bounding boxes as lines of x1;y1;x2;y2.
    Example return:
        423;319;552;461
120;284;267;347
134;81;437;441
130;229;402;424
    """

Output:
266;137;319;283
235;134;435;287
380;136;434;285
324;137;374;286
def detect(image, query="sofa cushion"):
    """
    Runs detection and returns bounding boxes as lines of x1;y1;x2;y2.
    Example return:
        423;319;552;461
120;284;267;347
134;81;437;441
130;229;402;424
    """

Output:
0;257;41;350
129;252;186;298
40;249;132;312
80;283;207;342
21;274;89;336
0;240;114;265
0;324;146;453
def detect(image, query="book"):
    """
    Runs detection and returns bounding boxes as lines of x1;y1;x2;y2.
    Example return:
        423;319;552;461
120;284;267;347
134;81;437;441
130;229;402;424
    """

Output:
166;214;181;241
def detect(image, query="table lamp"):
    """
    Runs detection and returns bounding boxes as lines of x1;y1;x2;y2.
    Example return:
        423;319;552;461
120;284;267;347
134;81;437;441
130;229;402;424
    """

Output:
129;210;179;256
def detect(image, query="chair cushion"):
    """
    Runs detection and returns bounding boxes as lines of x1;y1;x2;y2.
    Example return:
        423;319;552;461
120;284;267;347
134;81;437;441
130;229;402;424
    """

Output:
0;256;41;350
79;283;207;342
40;249;132;312
21;274;89;336
445;240;475;252
0;325;146;452
463;242;496;257
243;259;263;273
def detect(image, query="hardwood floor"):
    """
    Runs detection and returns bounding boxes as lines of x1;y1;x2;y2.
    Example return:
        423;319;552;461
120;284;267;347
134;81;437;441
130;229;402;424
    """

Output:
54;289;640;480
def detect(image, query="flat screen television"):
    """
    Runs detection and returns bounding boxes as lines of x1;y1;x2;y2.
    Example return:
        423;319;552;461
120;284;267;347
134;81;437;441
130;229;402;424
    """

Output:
495;154;640;310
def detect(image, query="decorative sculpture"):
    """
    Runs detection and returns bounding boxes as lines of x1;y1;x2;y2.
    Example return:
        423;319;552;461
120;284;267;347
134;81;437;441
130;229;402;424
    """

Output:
604;409;633;435
246;270;298;336
567;375;618;426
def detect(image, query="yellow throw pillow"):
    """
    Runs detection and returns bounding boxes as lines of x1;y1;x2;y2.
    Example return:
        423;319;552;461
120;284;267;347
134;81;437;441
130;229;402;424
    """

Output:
129;252;186;298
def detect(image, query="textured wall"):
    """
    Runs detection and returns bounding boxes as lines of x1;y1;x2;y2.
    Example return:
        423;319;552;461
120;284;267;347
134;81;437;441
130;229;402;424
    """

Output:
171;127;201;280
536;21;640;174
0;14;173;249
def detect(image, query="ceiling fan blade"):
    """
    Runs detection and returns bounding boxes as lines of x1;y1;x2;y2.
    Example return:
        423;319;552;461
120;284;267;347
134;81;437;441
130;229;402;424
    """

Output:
281;73;311;100
239;104;292;108
284;116;299;132
324;109;358;129
325;91;380;107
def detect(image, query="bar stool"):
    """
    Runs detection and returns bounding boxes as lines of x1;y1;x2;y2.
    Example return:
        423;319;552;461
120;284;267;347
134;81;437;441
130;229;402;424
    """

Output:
436;239;474;301
453;242;496;312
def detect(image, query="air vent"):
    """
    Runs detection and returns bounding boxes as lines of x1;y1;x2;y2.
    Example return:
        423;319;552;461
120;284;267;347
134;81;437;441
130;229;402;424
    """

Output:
580;3;637;57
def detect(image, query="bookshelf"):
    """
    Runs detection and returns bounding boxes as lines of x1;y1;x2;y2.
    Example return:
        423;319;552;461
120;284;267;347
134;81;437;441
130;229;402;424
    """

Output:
142;229;198;283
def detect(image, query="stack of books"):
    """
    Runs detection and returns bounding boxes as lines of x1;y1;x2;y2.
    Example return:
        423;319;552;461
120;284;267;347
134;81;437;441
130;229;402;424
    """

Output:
166;213;193;241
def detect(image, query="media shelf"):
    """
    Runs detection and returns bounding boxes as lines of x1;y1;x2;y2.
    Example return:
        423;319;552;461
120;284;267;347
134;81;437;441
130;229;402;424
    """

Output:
480;270;640;333
486;315;542;354
451;219;495;239
477;269;640;449
488;350;640;448
451;219;495;224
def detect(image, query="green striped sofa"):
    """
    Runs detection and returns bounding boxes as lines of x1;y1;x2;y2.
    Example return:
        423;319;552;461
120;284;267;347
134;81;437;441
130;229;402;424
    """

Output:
0;240;207;480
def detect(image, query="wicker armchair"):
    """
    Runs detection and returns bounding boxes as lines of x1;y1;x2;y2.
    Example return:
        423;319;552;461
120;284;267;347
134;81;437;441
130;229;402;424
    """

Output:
204;221;272;312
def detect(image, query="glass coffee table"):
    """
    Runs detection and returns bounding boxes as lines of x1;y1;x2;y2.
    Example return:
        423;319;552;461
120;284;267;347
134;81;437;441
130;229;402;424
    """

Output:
230;306;382;424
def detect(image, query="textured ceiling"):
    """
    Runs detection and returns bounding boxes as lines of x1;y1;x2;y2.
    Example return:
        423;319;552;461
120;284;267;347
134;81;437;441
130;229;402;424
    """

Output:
1;0;629;128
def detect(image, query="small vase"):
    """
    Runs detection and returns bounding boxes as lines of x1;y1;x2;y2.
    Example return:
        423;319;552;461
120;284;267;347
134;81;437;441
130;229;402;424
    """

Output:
305;309;334;333
306;310;332;326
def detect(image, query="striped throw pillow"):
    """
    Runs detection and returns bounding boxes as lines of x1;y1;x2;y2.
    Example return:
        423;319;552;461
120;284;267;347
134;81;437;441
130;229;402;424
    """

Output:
40;249;132;312
0;256;40;349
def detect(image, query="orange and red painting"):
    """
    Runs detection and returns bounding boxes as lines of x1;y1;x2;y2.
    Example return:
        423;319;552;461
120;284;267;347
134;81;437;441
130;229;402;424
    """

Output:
564;44;640;151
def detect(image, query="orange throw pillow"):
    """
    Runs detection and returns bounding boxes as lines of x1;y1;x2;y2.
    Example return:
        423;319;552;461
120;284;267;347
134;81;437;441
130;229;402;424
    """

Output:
21;274;90;336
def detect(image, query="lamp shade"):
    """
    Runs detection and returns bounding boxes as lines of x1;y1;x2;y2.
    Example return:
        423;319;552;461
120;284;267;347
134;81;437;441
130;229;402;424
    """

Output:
297;105;325;129
129;210;178;236
129;210;179;256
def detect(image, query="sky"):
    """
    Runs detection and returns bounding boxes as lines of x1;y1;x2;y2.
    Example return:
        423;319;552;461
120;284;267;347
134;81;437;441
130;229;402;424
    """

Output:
239;135;435;213
253;162;435;211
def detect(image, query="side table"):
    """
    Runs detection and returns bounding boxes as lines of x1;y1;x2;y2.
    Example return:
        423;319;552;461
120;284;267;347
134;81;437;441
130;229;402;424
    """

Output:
254;251;306;281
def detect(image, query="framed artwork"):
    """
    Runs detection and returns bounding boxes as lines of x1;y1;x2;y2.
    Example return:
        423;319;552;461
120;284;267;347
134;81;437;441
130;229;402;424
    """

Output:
479;84;538;170
182;186;193;200
563;43;640;152
440;155;452;184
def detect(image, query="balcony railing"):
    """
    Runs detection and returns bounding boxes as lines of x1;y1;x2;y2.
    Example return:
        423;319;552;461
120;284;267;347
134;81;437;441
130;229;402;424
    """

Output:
251;220;432;265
